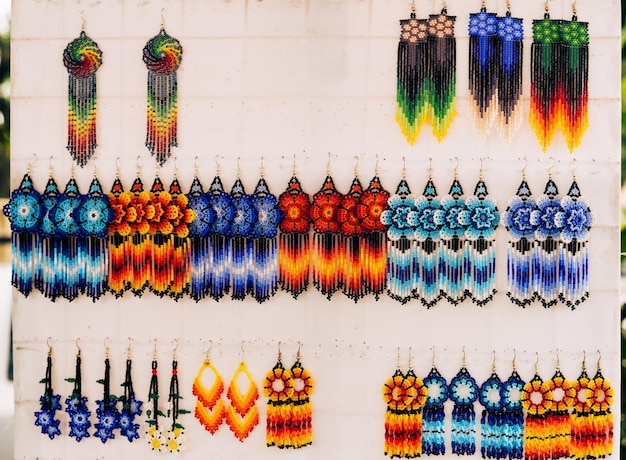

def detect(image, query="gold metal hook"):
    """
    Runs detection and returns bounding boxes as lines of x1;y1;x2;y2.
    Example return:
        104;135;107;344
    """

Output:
236;157;241;178
492;351;496;372
153;339;158;359
327;152;332;175
534;352;539;373
521;156;528;179
260;156;265;178
506;0;511;13
453;157;459;178
204;339;213;361
479;158;484;179
411;0;416;13
572;158;577;180
408;347;413;369
596;349;601;370
354;156;359;177
277;341;283;361
432;346;436;367
104;337;111;358
160;8;165;29
441;0;448;12
582;350;586;370
572;0;577;16
136;155;142;176
75;337;81;356
127;337;132;358
547;157;556;178
173;156;179;178
173;338;179;359
292;154;297;175
194;156;199;177
461;346;467;367
48;155;54;177
375;154;380;175
297;341;302;360
396;347;401;369
240;340;246;362
555;348;561;370
80;10;86;31
402;157;407;179
47;337;53;356
512;349;517;370
214;154;221;175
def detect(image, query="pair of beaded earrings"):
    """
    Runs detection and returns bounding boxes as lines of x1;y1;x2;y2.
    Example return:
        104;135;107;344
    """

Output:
34;339;145;445
192;343;260;442
64;12;181;167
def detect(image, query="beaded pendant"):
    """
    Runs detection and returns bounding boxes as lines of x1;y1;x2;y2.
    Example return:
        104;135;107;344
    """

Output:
34;343;62;440
337;175;365;302
229;177;256;300
94;348;121;443
422;359;448;455
520;368;553;460
450;363;478;455
66;344;92;442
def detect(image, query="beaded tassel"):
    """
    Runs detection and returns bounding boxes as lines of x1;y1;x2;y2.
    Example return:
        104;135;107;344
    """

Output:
571;364;592;460
586;365;614;459
545;367;575;459
76;176;113;301
250;177;282;303
560;13;589;152
128;177;152;296
94;351;121;443
533;177;562;307
39;176;59;299
63;31;102;167
439;176;468;305
338;176;365;302
107;176;132;297
187;176;212;301
359;175;390;300
501;369;524;460
66;346;92;442
381;178;416;304
230;177;255;300
310;175;343;300
414;177;443;307
119;350;143;442
207;175;233;301
146;350;165;451
49;176;82;301
520;372;553;460
168;178;193;299
503;178;538;307
164;355;189;453
2;171;43;297
143;28;182;165
278;175;311;299
468;8;498;137
465;176;499;305
396;5;429;144
289;355;314;448
479;370;506;459
496;11;524;140
427;9;457;141
148;177;171;297
34;344;62;439
557;179;592;309
263;352;294;448
422;366;448;455
450;365;478;455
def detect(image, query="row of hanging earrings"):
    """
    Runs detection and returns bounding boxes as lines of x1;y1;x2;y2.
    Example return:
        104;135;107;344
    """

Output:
383;348;613;460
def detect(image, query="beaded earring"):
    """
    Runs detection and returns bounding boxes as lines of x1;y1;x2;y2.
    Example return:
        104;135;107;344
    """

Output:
263;343;294;448
501;352;524;460
107;161;131;297
359;158;390;300
310;156;343;300
165;175;194;299
422;348;448;456
449;349;478;455
94;339;121;443
34;339;62;439
586;352;614;458
226;343;259;442
380;159;416;304
289;344;314;448
164;341;189;453
337;158;365;302
2;162;42;297
278;158;311;299
192;342;226;434
39;163;60;299
503;160;538;307
63;15;102;167
465;160;499;306
143;14;182;165
65;339;92;442
439;159;469;305
229;161;256;301
478;352;505;459
545;351;575;459
119;340;143;442
128;167;152;297
250;159;283;303
146;342;165;451
520;354;553;459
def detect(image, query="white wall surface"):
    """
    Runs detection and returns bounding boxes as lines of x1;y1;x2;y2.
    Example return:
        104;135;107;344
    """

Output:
11;0;621;459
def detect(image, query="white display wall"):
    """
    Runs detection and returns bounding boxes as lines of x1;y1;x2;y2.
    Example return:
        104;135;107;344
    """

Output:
11;0;620;459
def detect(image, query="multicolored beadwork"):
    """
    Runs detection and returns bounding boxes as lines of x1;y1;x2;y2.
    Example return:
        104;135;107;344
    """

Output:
422;365;448;455
63;31;102;167
94;351;121;443
520;371;553;460
65;346;92;442
226;361;260;442
192;354;226;434
143;28;182;165
34;344;62;440
449;363;478;455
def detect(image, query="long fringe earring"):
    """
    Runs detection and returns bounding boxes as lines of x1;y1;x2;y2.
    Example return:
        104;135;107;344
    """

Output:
381;158;417;304
226;343;260;442
278;158;311;299
571;352;592;460
2;162;43;297
289;344;314;448
146;342;165;451
119;340;143;442
128;165;152;296
520;354;553;460
465;159;499;306
34;339;62;439
107;160;132;297
533;163;562;307
250;158;282;303
230;160;256;300
468;1;499;136
148;175;169;297
338;157;365;302
501;352;524;460
310;155;343;300
187;159;212;302
143;13;182;166
63;14;102;167
449;348;478;455
165;175;194;299
263;342;294;448
560;3;589;152
39;163;60;300
192;342;226;434
94;339;121;443
66;339;92;442
396;0;429;144
422;348;448;456
382;348;409;458
479;352;505;459
586;351;614;459
164;341;189;453
427;1;457;141
414;159;443;308
557;168;592;309
503;159;538;307
496;1;524;140
545;350;575;460
76;168;113;301
439;158;468;305
403;348;427;458
359;158;390;300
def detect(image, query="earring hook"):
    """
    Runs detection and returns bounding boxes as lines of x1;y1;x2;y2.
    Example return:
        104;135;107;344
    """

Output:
75;337;81;356
153;339;158;359
462;346;466;367
47;337;53;356
297;341;302;360
127;337;132;358
596;349;601;370
327;152;332;175
492;351;496;372
104;337;111;358
572;158;577;180
160;8;165;29
173;156;179;179
260;156;265;178
432;346;436;367
506;0;511;13
236;157;241;178
172;338;179;359
136;155;141;177
479;158;484;179
547;157;556;178
354;156;359;177
555;348;560;370
292;154;297;175
408;347;413;370
534;352;539;373
521;156;528;179
512;349;517;370
453;157;459;178
402;157;407;179
80;10;86;31
193;156;199;177
375;154;380;175
240;340;246;362
214;154;221;175
441;0;448;13
582;350;586;370
428;158;433;178
572;0;577;17
396;347;401;369
277;341;282;361
205;339;213;360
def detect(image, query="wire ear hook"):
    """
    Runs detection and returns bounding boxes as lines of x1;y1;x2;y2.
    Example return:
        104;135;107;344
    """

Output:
160;8;166;29
172;338;179;359
572;0;578;17
535;352;539;373
75;337;82;356
80;10;86;31
432;346;436;367
521;156;528;180
240;340;246;362
260;156;265;178
47;337;53;356
453;157;459;178
512;349;517;370
396;347;401;369
547;157;556;178
153;338;158;359
193;156;199;177
462;346;466;367
127;337;132;358
292;154;297;175
277;341;282;361
173;156;179;178
596;349;601;370
136;155;142;177
205;339;213;361
297;341;302;360
492;351;496;371
236;157;241;178
555;348;561;370
375;154;380;175
104;337;111;358
581;350;586;370
402;157;407;179
354;156;359;177
327;152;332;175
